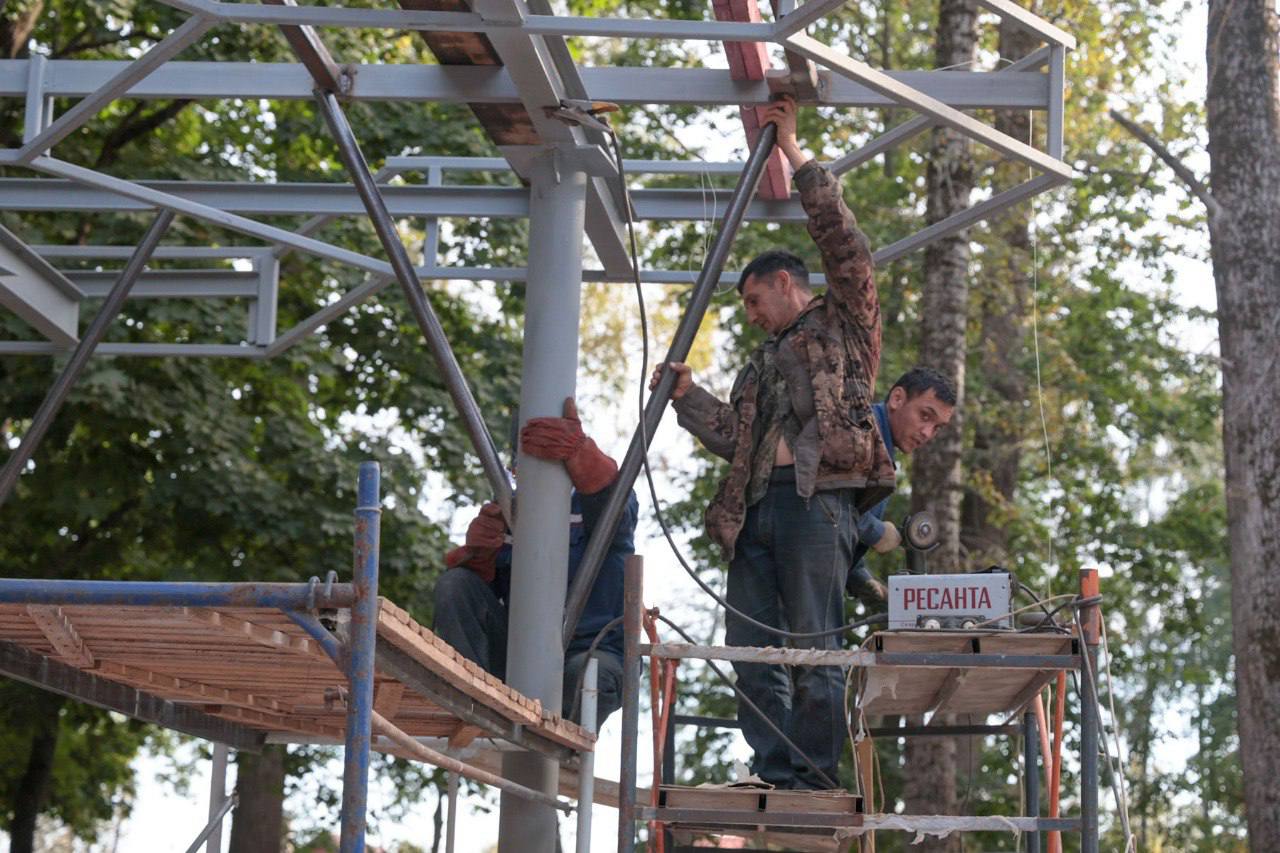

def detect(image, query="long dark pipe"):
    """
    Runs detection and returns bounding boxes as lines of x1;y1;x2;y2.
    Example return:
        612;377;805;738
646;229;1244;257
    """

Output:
0;210;175;509
314;90;514;526
562;123;779;647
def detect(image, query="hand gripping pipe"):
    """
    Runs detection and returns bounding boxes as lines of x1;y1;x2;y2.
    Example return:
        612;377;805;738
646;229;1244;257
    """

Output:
314;91;515;527
562;122;779;648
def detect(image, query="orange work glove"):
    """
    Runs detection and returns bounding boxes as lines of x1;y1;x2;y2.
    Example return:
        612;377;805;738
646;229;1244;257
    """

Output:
520;397;619;495
444;502;507;583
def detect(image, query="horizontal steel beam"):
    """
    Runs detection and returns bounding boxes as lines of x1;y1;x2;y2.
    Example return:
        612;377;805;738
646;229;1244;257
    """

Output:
34;245;271;260
0;342;267;357
0;60;1050;109
0;579;354;609
0;178;806;222
0;639;266;751
66;269;260;299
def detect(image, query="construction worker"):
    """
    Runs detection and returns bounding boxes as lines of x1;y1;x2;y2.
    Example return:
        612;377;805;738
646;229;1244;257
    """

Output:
651;96;915;789
433;398;638;726
847;366;957;600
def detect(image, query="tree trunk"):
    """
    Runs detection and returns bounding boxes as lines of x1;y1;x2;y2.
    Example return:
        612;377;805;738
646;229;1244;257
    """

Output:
960;20;1036;567
902;1;976;847
228;745;288;853
7;694;63;853
1204;2;1280;848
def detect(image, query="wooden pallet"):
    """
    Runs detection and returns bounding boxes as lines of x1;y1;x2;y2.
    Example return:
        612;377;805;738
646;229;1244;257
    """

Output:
0;596;593;757
858;630;1078;718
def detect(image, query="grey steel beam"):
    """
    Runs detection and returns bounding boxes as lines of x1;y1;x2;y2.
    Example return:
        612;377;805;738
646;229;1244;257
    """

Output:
0;60;1052;110
828;46;1051;176
1047;45;1065;160
784;32;1071;179
26;158;395;277
0;639;265;751
22;52;48;143
561;123;779;649
872;173;1062;264
162;0;778;41
314;90;515;526
14;15;215;164
0;177;808;222
66;269;260;299
0;223;82;346
0;342;266;357
34;245;271;260
0;211;175;507
775;0;851;39
975;0;1077;49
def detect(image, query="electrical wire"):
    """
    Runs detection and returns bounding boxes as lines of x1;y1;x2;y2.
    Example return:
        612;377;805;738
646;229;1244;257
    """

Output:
604;127;887;642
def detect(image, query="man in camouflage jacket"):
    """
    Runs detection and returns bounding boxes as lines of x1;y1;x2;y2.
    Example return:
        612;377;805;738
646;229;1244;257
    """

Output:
651;97;895;789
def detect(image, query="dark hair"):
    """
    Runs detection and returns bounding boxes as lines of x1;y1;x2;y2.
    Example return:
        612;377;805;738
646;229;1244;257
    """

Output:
888;367;957;407
736;250;810;294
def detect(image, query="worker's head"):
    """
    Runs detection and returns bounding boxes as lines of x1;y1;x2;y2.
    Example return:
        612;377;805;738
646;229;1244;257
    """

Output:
885;367;957;454
737;250;813;336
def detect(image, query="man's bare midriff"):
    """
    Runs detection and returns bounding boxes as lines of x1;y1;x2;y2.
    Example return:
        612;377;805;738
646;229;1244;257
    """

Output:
775;436;795;467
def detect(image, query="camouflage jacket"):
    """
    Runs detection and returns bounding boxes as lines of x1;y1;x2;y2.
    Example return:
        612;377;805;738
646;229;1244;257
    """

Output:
672;161;896;559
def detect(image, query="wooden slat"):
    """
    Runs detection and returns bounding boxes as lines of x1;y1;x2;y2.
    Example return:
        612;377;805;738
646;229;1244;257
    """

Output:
25;605;95;668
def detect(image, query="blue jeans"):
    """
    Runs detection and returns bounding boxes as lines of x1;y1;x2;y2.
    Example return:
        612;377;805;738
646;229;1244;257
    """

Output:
725;469;857;789
432;567;623;726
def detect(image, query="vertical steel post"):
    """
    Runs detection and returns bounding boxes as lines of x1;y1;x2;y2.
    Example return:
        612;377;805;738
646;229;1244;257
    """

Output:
617;556;644;853
0;209;175;509
574;656;599;853
1079;568;1101;853
446;772;458;853
562;123;779;647
206;743;229;853
1024;710;1041;853
313;91;515;527
496;144;588;853
339;461;382;853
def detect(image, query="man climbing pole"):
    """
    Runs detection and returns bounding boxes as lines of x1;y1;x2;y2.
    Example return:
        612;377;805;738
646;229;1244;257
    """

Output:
433;397;639;725
650;96;947;789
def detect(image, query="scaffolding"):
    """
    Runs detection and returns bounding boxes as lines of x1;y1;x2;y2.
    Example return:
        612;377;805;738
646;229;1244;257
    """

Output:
0;1;1078;850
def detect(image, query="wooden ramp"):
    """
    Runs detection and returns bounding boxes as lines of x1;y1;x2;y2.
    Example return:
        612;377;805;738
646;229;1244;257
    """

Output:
0;597;592;760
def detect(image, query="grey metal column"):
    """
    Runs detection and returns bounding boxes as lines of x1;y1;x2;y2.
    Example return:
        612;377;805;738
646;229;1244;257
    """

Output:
1024;710;1041;853
574;656;599;853
1079;568;1101;853
313;91;515;527
617;555;644;853
206;743;229;853
0;209;175;508
496;145;588;853
562;123;778;647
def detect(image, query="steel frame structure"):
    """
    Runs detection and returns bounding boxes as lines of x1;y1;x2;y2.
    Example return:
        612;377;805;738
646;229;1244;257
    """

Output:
0;1;1074;850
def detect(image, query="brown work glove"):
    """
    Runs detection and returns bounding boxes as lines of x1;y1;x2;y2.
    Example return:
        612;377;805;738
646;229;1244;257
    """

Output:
444;502;507;583
520;397;619;495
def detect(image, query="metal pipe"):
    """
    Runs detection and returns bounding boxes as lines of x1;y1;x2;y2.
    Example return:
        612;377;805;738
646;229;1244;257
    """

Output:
283;608;345;665
1079;570;1101;853
1025;710;1041;853
574;656;599;853
184;791;238;853
205;743;229;853
562;123;778;648
617;555;644;853
0;578;356;609
0;209;175;508
446;772;458;853
312;91;514;526
371;710;572;812
497;143;589;853
339;461;381;853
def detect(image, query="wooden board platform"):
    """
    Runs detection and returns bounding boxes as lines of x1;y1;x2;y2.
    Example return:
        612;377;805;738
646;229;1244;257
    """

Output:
859;630;1078;718
0;597;593;758
639;785;862;850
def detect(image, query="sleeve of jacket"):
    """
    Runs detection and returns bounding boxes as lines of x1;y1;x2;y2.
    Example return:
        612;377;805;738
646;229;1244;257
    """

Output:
794;161;882;376
671;384;737;461
579;486;639;555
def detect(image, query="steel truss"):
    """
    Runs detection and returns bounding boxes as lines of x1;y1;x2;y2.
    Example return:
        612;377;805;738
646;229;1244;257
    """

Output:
0;1;1075;849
